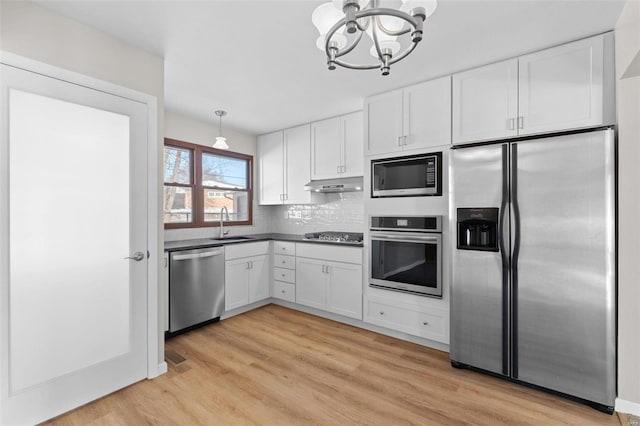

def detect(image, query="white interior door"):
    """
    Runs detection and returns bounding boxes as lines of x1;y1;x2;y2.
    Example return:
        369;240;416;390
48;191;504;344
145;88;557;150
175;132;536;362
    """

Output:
0;64;148;425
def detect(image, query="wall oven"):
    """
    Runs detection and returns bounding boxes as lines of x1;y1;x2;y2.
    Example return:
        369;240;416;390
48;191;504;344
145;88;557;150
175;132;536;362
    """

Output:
371;152;442;197
370;216;442;298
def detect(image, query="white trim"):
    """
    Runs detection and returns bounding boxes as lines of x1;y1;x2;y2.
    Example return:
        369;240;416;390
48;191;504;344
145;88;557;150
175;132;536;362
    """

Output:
616;398;640;416
0;51;162;382
156;362;168;376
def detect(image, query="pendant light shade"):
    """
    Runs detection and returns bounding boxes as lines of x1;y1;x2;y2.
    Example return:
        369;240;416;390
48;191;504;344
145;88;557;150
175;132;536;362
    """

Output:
213;110;229;150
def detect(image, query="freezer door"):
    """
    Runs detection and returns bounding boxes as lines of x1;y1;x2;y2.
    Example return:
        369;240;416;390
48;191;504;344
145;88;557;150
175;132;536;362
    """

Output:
513;129;615;407
450;143;510;376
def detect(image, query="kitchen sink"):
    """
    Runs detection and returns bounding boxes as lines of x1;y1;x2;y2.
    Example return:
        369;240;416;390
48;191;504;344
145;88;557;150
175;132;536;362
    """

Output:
210;236;254;241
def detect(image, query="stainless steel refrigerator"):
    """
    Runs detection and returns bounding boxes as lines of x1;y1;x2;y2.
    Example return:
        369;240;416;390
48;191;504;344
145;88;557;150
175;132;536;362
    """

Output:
449;128;616;412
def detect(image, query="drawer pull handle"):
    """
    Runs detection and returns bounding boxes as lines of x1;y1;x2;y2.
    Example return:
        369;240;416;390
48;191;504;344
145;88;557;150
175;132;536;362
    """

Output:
423;321;429;326
379;311;384;315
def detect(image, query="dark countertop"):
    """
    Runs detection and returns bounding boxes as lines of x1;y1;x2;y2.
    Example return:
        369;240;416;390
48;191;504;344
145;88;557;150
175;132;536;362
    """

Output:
164;233;364;252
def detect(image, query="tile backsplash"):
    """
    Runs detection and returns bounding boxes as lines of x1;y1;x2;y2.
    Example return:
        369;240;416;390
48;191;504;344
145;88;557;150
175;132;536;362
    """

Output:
270;192;365;234
164;192;365;241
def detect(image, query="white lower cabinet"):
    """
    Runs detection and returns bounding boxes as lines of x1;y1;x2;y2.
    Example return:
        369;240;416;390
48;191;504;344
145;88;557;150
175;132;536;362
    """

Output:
326;261;362;319
296;257;327;310
273;281;295;302
295;243;363;320
272;241;296;303
224;241;270;311
365;297;449;344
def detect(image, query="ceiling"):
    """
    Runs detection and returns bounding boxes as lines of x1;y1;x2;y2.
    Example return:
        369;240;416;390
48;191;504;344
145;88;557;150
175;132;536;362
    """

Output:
35;0;625;135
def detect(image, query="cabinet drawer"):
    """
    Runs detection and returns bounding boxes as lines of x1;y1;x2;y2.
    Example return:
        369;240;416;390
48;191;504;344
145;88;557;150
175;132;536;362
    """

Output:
367;300;448;343
296;243;362;264
274;241;296;256
274;267;295;283
274;254;295;270
225;241;270;260
273;281;295;302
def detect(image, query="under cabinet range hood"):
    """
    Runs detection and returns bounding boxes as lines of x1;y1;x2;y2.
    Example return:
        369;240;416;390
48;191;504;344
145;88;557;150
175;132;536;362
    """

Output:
304;177;364;193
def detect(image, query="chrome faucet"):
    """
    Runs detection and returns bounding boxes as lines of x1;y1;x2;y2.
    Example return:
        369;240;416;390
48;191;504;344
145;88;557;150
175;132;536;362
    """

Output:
219;206;230;238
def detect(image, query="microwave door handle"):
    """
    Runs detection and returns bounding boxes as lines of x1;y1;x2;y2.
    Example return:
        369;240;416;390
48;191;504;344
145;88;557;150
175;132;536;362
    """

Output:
372;234;440;243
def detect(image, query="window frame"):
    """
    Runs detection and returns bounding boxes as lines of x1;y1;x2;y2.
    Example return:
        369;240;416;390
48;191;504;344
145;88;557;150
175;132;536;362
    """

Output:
164;138;253;229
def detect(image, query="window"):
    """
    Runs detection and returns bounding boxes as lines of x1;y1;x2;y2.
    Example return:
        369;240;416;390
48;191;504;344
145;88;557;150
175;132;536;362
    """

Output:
163;138;252;228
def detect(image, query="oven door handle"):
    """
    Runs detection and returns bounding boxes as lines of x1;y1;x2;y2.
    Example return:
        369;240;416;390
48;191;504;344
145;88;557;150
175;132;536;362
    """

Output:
370;234;440;243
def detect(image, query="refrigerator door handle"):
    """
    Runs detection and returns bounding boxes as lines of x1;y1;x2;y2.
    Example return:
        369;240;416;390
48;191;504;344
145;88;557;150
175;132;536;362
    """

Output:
499;144;510;376
511;143;521;379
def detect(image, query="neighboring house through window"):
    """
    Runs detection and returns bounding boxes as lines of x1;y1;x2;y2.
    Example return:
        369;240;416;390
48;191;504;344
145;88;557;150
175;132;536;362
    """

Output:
163;138;252;228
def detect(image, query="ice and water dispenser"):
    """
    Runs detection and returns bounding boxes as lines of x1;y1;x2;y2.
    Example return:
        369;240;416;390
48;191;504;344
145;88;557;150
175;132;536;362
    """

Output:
457;208;499;252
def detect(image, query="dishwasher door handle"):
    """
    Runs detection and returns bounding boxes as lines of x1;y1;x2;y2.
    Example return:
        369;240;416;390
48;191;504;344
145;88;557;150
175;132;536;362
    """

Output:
172;250;224;261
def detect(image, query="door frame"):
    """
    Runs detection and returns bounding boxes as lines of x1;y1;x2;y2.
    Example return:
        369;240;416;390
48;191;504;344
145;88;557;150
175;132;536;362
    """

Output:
0;51;164;393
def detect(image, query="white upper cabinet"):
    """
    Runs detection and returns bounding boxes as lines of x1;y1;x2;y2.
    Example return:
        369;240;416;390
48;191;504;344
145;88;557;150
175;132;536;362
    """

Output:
518;35;606;136
366;76;452;156
258;125;319;205
452;33;613;144
452;59;518;144
403;77;452;151
283;124;313;204
365;90;403;156
311;116;342;180
311;111;364;180
257;131;284;205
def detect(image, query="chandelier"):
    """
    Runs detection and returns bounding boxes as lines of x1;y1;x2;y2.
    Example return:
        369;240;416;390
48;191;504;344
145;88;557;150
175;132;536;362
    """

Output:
312;0;437;75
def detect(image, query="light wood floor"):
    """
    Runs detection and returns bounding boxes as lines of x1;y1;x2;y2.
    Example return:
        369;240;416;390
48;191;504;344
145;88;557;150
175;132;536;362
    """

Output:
46;304;625;425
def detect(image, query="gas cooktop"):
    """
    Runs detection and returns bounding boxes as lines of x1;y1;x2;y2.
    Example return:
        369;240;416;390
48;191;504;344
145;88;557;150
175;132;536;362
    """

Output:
303;231;363;243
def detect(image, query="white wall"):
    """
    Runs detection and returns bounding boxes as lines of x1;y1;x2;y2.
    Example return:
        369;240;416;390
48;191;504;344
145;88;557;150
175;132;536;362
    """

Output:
0;0;166;374
616;0;640;412
164;110;273;240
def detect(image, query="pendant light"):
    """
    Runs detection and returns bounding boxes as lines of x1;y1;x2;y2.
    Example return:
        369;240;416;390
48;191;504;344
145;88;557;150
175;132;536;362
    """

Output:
213;110;229;150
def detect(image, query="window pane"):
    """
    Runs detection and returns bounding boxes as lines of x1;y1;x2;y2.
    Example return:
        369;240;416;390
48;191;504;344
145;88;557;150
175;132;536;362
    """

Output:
164;146;191;184
202;153;247;189
204;190;249;222
164;186;193;223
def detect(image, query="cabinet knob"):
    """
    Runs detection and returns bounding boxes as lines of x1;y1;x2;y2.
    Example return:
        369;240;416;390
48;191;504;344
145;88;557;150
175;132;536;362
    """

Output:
282;260;286;264
379;311;384;315
281;290;285;294
423;321;429;326
282;274;285;277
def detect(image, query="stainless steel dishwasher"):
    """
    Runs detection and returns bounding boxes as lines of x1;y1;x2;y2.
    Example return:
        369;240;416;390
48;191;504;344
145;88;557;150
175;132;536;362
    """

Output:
168;246;225;335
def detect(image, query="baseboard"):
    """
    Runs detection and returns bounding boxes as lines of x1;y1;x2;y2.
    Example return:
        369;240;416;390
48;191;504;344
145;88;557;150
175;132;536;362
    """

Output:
616;398;640;416
220;299;272;320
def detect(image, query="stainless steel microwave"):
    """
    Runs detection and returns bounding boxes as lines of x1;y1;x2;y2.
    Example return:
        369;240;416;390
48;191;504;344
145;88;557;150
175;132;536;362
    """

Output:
371;152;442;197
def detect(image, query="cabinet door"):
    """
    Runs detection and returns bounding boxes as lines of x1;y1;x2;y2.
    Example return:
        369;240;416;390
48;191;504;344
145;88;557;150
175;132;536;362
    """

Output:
326;261;363;320
225;258;249;311
365;90;403;156
342;111;364;177
403;76;451;150
311;117;343;180
248;255;270;303
284;124;312;204
518;35;604;136
452;59;518;144
258;131;284;205
295;257;326;310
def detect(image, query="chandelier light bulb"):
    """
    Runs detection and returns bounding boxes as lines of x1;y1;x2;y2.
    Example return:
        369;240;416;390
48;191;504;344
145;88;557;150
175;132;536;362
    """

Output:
400;0;437;17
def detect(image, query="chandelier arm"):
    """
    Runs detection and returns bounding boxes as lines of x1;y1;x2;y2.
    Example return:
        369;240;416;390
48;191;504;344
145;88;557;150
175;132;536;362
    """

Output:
388;41;419;65
371;21;384;63
356;8;419;29
324;27;364;58
332;59;380;70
